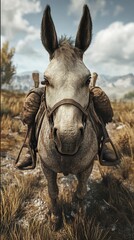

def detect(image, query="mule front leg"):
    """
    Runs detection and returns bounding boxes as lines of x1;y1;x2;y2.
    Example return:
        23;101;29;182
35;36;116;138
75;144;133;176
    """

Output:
41;163;62;230
76;164;93;200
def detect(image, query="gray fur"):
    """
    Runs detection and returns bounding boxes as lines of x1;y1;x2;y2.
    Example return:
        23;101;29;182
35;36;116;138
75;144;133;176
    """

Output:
38;4;98;227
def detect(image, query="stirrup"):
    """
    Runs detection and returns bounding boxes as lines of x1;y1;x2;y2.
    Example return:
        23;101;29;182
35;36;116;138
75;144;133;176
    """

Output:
98;116;120;166
15;127;37;170
99;137;120;166
15;144;37;170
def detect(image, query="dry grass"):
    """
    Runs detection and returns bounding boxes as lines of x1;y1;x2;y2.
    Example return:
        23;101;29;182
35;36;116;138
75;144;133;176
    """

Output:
1;90;26;152
1;171;52;240
109;101;134;183
0;171;111;240
1;90;134;239
1;90;25;116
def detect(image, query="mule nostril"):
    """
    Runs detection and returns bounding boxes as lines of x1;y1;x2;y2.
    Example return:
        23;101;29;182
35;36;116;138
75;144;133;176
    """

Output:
79;126;84;136
53;127;57;139
82;117;87;129
49;115;54;127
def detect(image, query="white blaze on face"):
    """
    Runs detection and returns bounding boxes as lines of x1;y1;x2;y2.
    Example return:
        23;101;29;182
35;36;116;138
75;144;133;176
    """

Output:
44;56;91;154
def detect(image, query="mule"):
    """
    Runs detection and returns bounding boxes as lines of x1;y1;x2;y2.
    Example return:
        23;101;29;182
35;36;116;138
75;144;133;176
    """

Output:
37;4;98;229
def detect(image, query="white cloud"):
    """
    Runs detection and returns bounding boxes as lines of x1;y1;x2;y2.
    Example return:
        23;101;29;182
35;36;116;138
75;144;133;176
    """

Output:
68;0;88;16
114;5;124;16
68;0;108;19
1;0;43;73
14;45;49;73
89;0;108;18
85;22;134;75
1;0;41;40
16;29;40;55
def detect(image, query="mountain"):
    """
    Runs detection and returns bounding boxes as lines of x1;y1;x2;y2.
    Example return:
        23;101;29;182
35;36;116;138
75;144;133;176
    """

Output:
2;72;134;99
2;71;44;93
95;73;134;99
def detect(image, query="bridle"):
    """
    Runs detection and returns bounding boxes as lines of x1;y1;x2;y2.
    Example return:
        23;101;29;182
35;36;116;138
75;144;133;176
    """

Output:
15;86;120;171
43;86;100;136
42;89;101;175
43;90;120;168
47;98;89;120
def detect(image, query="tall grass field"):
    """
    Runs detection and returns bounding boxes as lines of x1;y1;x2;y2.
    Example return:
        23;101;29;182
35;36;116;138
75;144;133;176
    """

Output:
1;90;134;240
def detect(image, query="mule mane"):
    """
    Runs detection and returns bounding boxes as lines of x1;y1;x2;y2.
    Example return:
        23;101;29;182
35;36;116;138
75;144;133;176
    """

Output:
59;36;74;46
53;36;83;63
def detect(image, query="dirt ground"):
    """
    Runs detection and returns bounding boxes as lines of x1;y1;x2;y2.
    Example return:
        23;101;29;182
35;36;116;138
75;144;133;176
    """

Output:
1;117;134;240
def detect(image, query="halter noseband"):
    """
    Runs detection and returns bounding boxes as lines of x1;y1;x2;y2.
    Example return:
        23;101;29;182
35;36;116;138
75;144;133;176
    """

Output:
47;98;89;119
43;88;100;137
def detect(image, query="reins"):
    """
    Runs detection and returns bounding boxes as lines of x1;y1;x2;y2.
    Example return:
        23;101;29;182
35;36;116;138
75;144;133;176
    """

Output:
15;127;30;167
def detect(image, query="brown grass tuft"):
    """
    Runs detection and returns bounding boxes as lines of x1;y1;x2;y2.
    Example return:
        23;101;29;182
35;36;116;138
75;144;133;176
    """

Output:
1;90;134;239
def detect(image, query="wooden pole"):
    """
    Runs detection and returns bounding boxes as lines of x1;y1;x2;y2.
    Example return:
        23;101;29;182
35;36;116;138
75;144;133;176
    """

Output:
90;72;98;87
32;72;39;88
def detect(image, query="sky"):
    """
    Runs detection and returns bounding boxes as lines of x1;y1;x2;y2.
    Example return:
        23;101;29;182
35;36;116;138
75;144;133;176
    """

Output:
1;0;134;76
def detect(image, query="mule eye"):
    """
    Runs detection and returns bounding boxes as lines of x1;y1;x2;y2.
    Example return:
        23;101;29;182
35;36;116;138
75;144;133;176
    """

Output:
86;76;91;85
43;77;49;86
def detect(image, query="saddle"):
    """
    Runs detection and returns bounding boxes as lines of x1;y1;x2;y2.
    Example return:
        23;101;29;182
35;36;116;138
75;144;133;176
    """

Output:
15;88;119;169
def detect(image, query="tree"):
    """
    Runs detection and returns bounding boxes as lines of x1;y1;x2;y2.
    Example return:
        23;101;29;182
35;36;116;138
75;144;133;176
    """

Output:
0;41;16;85
124;91;134;99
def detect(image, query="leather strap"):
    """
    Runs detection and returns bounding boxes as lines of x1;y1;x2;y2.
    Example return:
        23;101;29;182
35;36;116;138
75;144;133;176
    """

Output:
47;98;88;118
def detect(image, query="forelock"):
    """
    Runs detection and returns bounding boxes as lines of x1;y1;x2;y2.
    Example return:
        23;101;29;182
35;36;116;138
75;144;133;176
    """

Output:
52;36;83;63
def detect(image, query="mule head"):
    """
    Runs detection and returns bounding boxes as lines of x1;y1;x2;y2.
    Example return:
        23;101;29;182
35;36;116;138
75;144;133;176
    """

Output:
41;5;93;156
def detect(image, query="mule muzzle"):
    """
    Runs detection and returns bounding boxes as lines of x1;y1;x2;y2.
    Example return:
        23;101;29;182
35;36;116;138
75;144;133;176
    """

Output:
53;125;84;155
46;98;89;155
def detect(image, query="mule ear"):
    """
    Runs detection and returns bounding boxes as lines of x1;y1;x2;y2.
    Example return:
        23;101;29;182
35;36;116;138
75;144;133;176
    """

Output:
75;5;92;52
41;5;58;55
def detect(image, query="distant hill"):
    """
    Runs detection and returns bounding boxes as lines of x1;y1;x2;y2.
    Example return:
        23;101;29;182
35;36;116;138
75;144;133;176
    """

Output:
2;72;134;99
97;73;134;99
2;71;44;93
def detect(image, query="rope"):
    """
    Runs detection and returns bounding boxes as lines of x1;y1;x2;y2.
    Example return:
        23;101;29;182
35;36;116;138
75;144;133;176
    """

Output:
14;127;30;166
